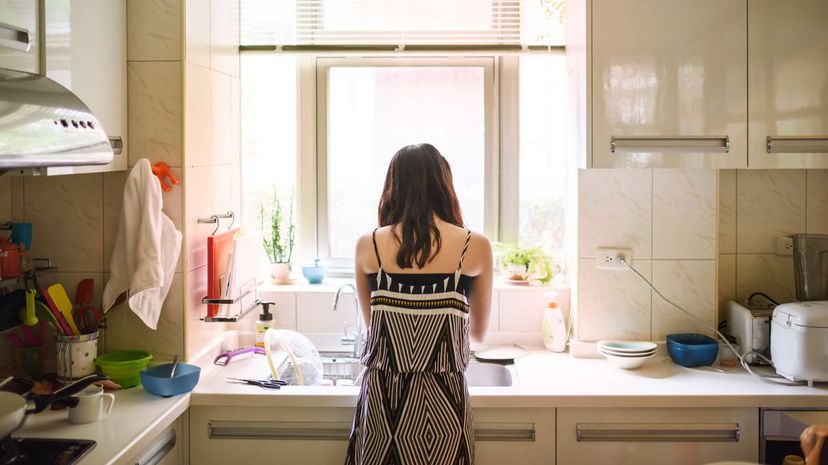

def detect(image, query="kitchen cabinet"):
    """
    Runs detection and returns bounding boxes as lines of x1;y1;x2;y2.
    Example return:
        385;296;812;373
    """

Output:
129;412;187;465
190;405;555;465
747;0;828;168
588;0;747;169
41;0;127;175
556;407;759;465
0;0;38;74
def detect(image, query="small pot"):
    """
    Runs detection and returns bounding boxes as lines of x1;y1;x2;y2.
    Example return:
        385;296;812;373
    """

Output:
271;263;292;285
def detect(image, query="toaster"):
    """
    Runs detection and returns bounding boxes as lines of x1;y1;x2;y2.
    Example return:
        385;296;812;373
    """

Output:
771;301;828;387
726;300;773;364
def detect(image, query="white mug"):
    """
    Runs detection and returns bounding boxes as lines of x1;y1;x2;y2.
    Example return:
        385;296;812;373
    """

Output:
68;383;115;424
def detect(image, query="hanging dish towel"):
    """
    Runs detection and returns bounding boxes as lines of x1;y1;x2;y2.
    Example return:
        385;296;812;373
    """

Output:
102;159;182;330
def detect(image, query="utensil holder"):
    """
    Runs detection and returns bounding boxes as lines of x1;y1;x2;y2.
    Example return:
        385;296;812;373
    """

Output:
55;331;98;382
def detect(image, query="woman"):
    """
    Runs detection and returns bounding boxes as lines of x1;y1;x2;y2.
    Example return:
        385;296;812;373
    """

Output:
345;143;493;465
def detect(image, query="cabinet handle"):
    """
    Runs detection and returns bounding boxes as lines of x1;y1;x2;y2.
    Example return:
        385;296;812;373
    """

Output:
208;420;535;442
109;137;123;155
0;22;31;52
576;423;740;442
766;136;828;154
135;429;176;465
611;136;730;153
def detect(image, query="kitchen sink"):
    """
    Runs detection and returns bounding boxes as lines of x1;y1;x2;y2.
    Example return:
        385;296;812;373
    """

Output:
319;354;514;387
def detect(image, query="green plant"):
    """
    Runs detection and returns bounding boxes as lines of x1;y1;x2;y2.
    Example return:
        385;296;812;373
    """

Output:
260;190;295;264
493;243;554;284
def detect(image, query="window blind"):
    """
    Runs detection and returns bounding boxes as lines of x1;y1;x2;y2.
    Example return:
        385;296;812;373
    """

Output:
240;0;565;50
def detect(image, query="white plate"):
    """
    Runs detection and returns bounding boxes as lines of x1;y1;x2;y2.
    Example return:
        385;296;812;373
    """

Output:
505;278;531;286
598;347;657;358
597;340;658;354
601;351;656;370
474;345;529;361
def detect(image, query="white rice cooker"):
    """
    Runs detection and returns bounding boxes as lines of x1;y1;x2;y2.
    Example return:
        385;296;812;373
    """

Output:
771;301;828;386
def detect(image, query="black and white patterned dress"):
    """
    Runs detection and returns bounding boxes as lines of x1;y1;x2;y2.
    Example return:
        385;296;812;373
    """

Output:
345;229;475;465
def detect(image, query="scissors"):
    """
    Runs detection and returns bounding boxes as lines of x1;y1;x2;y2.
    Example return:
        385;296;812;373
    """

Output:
226;377;288;389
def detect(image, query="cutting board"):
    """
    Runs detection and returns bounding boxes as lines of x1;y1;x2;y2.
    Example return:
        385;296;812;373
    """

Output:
207;228;239;318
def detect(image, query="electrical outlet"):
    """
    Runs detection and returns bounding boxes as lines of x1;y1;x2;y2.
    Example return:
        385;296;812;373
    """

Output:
596;248;632;270
776;235;794;256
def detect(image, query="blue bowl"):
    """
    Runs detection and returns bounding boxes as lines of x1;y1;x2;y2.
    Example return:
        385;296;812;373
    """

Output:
140;363;201;397
302;265;327;284
666;333;719;367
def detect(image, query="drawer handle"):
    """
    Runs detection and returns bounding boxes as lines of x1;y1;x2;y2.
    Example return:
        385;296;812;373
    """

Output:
135;429;176;465
0;22;31;52
766;136;828;154
109;136;123;155
611;136;730;153
576;423;740;442
208;420;535;441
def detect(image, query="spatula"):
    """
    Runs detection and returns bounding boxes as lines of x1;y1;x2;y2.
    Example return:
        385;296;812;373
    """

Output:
47;283;80;335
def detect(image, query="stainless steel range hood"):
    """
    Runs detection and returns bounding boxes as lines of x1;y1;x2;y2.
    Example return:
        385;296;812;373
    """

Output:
0;67;113;170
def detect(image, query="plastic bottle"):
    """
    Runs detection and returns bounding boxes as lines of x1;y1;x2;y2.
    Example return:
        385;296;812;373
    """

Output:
542;295;568;352
255;301;275;348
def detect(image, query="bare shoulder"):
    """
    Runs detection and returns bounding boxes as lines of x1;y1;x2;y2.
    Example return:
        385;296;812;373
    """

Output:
354;231;378;273
468;230;492;252
462;230;492;275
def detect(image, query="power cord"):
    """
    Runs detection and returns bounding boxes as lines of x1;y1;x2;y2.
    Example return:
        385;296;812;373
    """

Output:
618;257;805;386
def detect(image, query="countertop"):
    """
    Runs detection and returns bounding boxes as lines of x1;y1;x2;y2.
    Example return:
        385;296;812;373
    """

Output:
13;388;189;465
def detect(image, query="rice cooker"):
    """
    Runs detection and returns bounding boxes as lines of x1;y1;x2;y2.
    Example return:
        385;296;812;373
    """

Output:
771;301;828;386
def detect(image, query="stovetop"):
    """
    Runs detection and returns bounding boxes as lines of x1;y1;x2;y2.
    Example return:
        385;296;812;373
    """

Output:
0;437;95;465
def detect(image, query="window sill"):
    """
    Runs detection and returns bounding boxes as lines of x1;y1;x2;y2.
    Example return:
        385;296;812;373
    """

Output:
259;277;569;294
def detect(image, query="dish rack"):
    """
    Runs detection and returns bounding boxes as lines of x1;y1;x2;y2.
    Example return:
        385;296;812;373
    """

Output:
201;277;260;322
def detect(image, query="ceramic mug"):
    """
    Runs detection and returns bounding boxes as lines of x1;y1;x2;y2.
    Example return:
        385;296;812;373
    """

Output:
68;383;115;424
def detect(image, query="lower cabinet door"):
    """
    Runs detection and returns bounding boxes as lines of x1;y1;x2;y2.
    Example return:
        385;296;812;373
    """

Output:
131;413;185;465
190;406;556;465
557;407;759;465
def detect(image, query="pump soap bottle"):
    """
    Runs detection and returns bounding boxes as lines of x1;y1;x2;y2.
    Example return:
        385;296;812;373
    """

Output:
255;301;275;348
542;294;568;352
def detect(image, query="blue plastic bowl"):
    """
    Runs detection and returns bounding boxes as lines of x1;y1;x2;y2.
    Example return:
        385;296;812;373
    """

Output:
302;264;327;284
140;363;201;397
666;333;719;367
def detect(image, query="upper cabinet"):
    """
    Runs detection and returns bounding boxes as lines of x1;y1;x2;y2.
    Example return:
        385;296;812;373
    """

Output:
0;0;39;74
42;0;127;174
589;0;748;169
748;0;828;168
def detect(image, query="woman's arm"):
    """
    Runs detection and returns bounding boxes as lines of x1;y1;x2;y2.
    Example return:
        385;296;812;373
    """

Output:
468;233;493;343
354;234;374;327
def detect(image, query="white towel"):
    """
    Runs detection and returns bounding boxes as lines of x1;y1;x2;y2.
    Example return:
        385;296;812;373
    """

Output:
102;159;182;330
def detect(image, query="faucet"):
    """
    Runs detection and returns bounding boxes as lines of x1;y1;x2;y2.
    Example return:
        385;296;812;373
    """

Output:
332;283;364;358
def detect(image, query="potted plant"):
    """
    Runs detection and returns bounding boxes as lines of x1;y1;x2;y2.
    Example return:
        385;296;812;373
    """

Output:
260;190;296;284
494;243;554;284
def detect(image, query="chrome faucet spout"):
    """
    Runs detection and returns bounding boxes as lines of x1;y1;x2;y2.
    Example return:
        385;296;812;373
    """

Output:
332;283;363;358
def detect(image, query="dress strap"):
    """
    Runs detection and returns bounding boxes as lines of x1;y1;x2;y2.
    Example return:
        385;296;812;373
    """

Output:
456;229;472;272
371;228;383;270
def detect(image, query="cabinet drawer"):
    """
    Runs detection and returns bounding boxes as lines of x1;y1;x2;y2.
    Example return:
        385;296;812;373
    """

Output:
557;407;758;465
0;0;38;73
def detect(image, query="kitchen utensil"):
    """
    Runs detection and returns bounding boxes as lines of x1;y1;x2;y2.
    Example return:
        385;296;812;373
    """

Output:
34;300;61;333
213;347;266;366
790;233;828;301
67;383;115;424
666;333;719;368
771;301;828;386
29;277;72;336
596;340;658;354
473;345;530;361
94;350;153;387
19;289;37;327
598;349;656;370
47;283;80;335
140;363;201;397
74;279;94;308
302;259;328;284
0;377;34;398
169;354;179;378
56;331;99;381
72;305;98;334
226;377;286;390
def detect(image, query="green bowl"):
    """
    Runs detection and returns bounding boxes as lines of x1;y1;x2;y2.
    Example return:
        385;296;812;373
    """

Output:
95;351;153;387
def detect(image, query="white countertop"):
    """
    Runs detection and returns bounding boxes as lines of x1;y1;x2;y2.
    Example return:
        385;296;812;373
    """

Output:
13;388;189;465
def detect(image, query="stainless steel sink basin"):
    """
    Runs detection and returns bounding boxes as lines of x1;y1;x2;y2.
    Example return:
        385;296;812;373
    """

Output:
319;354;513;387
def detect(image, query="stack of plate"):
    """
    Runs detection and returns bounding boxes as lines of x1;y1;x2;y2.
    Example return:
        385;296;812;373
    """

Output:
596;340;658;370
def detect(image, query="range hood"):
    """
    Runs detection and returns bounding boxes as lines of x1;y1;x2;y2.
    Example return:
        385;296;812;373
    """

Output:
0;67;113;170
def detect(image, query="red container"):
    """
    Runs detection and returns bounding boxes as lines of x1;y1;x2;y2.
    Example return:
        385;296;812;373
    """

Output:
0;239;21;279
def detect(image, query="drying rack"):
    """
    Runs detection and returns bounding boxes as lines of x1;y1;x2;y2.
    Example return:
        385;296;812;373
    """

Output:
200;277;261;322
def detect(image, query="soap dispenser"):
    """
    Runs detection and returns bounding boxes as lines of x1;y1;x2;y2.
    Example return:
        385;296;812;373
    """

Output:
255;301;275;348
542;293;568;352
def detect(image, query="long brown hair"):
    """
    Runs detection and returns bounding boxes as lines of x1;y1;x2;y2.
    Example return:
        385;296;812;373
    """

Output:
378;143;464;269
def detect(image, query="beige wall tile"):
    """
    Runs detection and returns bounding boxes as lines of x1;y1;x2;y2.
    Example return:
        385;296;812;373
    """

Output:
718;254;736;321
185;266;225;360
185;0;211;67
231;76;240;165
184;166;212;271
718;170;737;254
102;171;128;270
103;272;184;361
10;178;24;222
736;254;796;304
210;0;240;76
577;258;652;341
651;260;716;340
653;170;717;259
210;70;233;165
498;288;547;333
128;61;183;167
578;169;653;259
807;169;828;234
184;63;211;167
24;175;103;273
0;176;11;222
127;0;181;61
297;292;356;333
736;170;806;254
